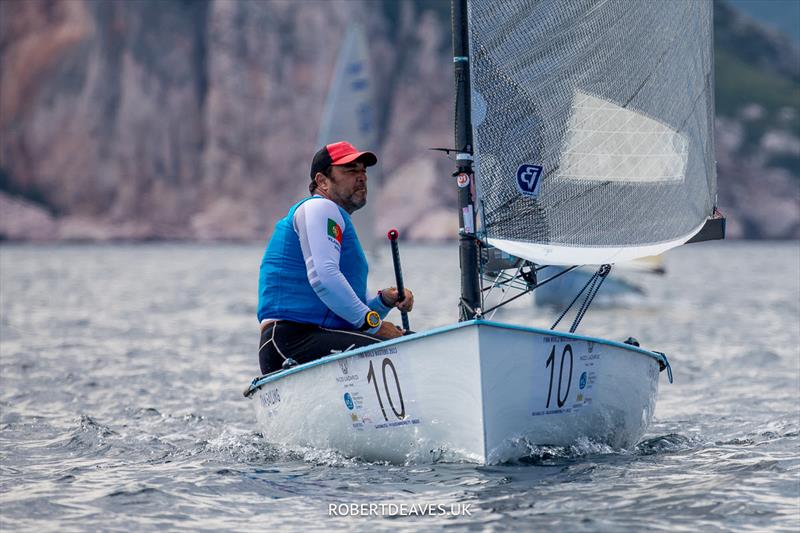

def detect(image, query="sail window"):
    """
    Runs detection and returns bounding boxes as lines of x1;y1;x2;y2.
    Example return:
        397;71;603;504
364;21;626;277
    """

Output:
558;91;688;183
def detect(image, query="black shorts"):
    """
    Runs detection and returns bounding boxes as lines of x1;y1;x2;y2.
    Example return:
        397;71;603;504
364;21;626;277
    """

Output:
258;320;382;374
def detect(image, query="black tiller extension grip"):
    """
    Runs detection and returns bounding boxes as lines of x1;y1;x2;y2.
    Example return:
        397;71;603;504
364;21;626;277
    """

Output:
387;228;410;331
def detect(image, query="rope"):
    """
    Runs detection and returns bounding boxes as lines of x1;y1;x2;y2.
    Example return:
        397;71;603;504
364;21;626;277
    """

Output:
569;264;612;333
550;264;612;332
550;269;599;330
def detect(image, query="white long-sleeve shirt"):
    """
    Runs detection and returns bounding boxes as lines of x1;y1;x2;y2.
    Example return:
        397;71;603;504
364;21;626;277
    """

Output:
292;196;390;332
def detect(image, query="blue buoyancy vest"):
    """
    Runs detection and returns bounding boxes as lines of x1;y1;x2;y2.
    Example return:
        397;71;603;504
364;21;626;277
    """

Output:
257;197;368;329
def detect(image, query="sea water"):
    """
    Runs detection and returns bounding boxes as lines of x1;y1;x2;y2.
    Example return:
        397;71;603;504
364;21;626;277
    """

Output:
1;241;798;531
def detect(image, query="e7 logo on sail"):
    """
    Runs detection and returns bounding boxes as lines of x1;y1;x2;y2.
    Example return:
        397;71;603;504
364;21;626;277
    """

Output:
516;164;543;197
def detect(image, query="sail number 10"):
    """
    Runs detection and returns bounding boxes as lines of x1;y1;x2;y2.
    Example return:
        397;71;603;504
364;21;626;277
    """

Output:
366;358;406;421
545;344;573;408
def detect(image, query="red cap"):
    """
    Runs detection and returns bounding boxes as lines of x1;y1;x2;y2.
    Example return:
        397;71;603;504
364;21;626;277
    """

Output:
310;141;377;177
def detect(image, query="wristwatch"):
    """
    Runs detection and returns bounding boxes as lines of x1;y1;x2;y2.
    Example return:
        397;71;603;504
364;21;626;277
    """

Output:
359;310;381;331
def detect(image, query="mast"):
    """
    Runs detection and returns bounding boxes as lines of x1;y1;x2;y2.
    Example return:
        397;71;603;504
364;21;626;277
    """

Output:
452;0;481;320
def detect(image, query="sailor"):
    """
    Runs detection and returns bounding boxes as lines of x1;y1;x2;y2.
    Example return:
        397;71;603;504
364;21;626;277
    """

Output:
257;141;414;374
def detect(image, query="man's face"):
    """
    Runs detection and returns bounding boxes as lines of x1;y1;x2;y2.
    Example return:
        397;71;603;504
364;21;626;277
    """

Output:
322;161;368;213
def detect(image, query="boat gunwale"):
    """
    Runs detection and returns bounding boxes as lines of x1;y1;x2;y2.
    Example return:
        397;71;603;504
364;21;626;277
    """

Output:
244;319;669;393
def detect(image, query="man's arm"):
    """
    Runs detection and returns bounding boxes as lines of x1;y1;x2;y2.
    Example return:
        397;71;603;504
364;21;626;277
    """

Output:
371;287;414;314
367;292;393;318
294;198;376;331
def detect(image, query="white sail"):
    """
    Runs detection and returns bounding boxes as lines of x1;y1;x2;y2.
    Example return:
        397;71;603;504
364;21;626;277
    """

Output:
317;22;381;252
486;220;705;265
468;0;716;265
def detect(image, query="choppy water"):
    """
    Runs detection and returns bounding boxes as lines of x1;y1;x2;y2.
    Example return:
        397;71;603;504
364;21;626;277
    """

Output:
1;241;798;531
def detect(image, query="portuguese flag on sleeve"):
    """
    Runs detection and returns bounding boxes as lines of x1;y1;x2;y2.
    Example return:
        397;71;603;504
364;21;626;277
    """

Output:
327;218;343;245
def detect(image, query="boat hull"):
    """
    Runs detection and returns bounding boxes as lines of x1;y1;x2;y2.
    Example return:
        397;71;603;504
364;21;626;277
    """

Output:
248;320;662;464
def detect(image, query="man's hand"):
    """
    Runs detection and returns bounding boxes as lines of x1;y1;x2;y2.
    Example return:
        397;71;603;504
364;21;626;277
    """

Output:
380;287;414;312
375;320;405;339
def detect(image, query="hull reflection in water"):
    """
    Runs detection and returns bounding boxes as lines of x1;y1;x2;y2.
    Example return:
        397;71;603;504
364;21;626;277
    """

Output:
245;320;668;464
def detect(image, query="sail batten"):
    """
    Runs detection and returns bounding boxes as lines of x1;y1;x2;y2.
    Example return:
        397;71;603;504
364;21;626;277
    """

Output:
467;0;716;265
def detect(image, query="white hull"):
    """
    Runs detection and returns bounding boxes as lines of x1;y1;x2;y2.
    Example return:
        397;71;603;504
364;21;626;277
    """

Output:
246;320;667;464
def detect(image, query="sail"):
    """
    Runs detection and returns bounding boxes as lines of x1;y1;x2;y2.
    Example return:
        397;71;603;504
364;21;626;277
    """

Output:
317;22;381;252
467;0;716;265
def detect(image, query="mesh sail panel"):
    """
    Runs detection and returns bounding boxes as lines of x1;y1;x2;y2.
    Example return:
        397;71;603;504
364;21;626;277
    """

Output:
467;0;716;265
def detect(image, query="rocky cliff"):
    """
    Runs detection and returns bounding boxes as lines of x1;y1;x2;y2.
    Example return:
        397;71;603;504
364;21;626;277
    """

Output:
0;0;797;242
0;0;456;242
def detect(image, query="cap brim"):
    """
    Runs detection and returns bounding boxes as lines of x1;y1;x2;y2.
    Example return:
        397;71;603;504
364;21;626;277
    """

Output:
332;151;377;167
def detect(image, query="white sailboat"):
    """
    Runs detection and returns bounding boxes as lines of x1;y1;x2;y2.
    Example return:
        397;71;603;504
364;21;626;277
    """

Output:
316;21;381;253
245;0;724;464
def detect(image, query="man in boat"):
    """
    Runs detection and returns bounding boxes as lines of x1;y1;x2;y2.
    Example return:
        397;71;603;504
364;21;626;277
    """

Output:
257;141;414;374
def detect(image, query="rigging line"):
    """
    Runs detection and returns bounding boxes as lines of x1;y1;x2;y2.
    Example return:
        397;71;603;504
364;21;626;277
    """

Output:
550;269;598;331
570;265;612;333
482;269;506;300
487;273;512;321
535;265;581;289
481;262;575;309
487;290;506;321
459;297;479;319
483;261;524;301
482;274;502;301
480;286;535;316
479;258;486;313
481;265;585;298
570;273;601;333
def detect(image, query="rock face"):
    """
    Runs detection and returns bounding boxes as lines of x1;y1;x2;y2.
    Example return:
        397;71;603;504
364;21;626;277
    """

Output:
716;116;800;239
1;0;211;239
0;0;797;242
0;0;455;242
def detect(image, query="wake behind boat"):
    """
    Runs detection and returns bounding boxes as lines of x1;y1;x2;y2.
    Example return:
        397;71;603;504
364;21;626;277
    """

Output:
244;0;724;464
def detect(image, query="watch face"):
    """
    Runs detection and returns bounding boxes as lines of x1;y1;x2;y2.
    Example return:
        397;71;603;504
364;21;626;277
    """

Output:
366;310;380;328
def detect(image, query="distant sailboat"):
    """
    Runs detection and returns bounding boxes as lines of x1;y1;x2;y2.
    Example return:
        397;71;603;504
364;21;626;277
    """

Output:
245;0;725;464
317;21;381;254
534;256;666;308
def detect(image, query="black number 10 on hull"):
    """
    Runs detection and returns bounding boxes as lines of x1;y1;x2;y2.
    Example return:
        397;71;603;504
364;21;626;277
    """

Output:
545;344;573;409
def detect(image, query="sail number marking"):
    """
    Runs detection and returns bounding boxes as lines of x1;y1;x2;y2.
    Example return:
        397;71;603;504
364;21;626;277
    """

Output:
545;344;573;408
367;358;406;421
